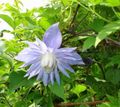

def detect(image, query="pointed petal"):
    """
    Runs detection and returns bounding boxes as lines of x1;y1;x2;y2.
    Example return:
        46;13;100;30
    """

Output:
60;62;74;73
57;63;70;78
43;23;62;49
15;48;41;63
59;58;84;65
50;72;54;85
56;51;84;65
37;70;44;80
35;37;47;52
20;58;40;67
25;62;40;77
56;51;82;60
24;41;40;50
54;68;60;85
28;65;41;79
55;47;76;53
43;72;49;86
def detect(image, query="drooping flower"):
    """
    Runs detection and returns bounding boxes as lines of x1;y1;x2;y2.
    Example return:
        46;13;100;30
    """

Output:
15;23;84;86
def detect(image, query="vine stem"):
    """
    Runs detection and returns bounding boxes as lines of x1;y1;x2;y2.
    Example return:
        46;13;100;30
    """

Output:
54;100;108;107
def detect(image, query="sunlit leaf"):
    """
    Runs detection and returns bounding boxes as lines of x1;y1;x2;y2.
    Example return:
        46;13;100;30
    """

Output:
95;20;120;47
71;84;87;96
82;36;95;51
0;14;15;29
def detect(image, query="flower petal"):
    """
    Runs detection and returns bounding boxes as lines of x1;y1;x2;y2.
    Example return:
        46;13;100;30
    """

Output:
15;48;41;63
50;72;54;85
37;70;44;80
59;62;74;73
59;58;84;65
25;62;41;78
56;51;84;65
55;47;76;53
24;41;41;50
43;23;62;49
56;51;82;60
35;37;47;52
43;72;49;86
57;63;70;78
54;67;60;85
20;57;40;67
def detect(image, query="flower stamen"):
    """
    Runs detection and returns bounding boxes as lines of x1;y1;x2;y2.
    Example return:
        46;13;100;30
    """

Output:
41;52;56;73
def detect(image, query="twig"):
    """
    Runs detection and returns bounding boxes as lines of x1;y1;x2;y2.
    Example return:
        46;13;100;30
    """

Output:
70;4;80;27
54;100;108;107
106;38;120;47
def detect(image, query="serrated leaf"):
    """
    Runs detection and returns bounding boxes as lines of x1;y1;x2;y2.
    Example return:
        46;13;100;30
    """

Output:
82;36;95;51
49;81;65;100
0;14;15;29
95;20;120;47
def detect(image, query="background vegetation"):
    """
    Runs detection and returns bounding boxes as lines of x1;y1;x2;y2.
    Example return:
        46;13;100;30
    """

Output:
0;0;120;106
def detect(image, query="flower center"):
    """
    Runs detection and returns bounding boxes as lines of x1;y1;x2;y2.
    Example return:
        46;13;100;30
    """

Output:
41;52;56;73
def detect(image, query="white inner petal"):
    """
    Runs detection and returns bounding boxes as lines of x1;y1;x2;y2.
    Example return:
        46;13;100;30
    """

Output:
41;52;56;73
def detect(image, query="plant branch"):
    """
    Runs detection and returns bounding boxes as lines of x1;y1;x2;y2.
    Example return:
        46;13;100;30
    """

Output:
70;4;80;28
54;100;108;107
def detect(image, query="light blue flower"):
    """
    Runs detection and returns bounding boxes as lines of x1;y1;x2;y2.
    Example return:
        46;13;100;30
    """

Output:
15;23;84;86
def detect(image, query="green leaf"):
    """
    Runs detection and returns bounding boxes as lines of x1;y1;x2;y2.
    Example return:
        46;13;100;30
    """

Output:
0;14;15;29
71;84;87;97
107;95;119;106
105;69;120;85
104;0;120;7
49;82;65;100
90;19;104;32
0;104;6;107
89;0;102;5
82;36;95;51
106;55;120;68
0;54;14;71
14;101;27;107
61;0;77;6
95;20;120;47
9;70;35;91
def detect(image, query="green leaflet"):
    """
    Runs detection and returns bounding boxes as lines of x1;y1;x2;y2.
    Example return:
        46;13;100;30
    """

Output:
82;36;95;51
0;14;15;29
95;20;120;47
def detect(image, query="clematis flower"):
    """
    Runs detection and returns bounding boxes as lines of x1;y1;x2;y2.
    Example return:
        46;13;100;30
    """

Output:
15;23;84;86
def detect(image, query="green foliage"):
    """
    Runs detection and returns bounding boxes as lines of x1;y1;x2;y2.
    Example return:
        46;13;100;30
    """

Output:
82;36;95;51
71;84;87;97
49;81;65;100
0;0;120;106
0;14;15;29
9;70;35;91
95;20;120;47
